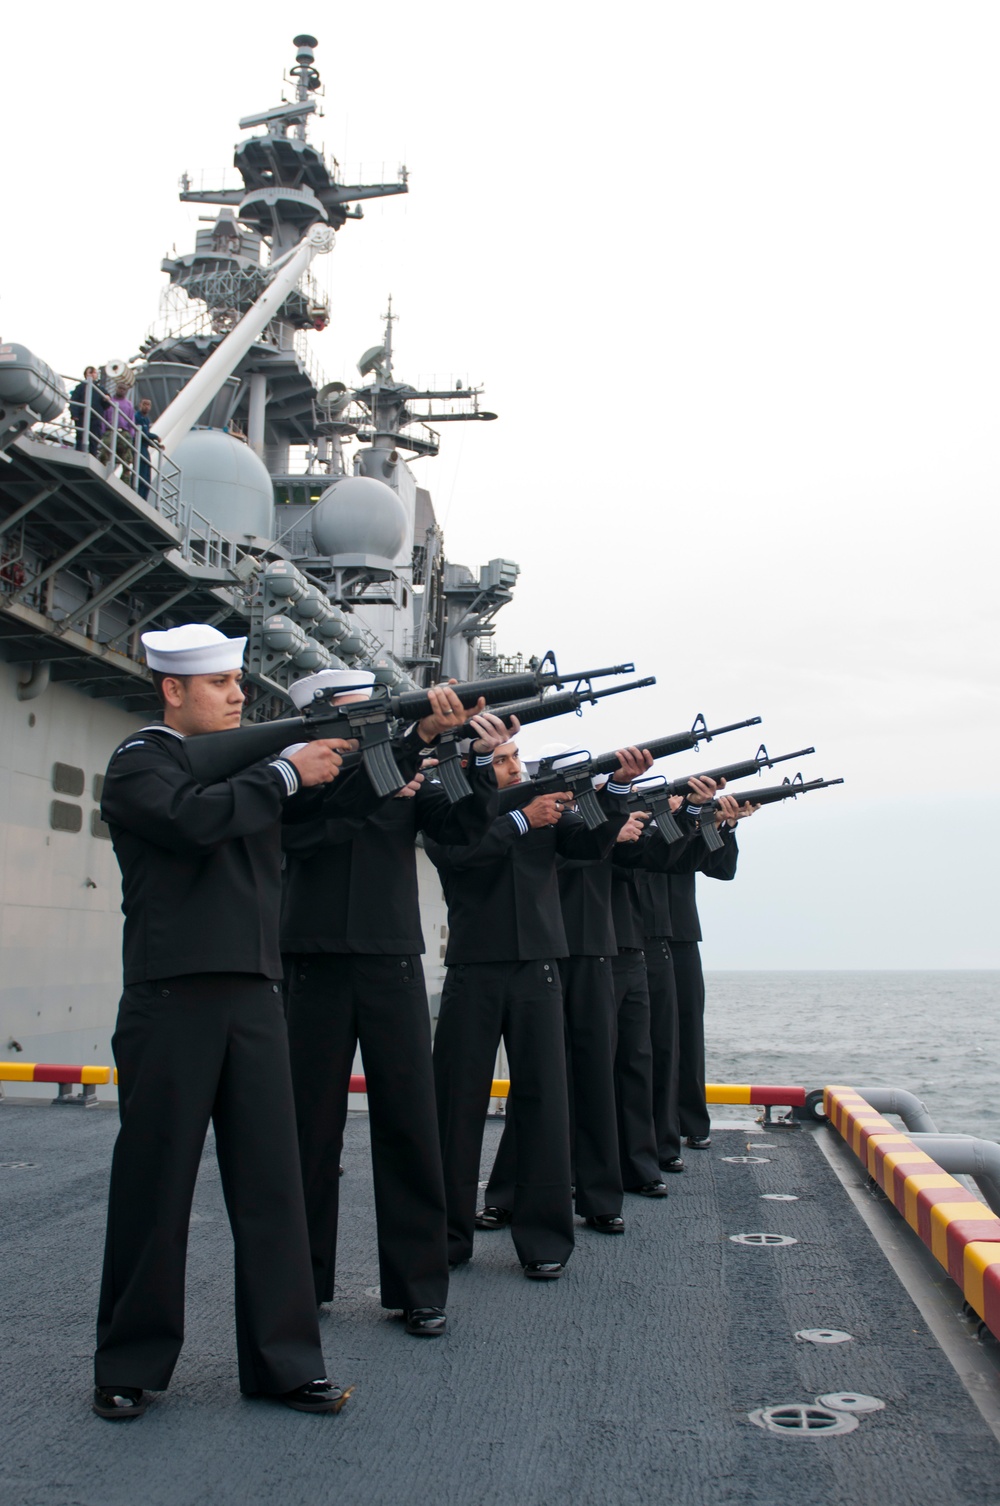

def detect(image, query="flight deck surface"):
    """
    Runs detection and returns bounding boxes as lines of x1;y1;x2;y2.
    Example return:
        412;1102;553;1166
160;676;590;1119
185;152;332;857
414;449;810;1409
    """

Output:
2;1109;999;1506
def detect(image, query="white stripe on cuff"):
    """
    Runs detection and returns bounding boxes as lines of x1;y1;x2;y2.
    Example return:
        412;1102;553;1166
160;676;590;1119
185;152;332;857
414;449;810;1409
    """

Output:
607;781;631;796
509;809;530;835
475;752;495;766
271;759;300;797
685;803;703;818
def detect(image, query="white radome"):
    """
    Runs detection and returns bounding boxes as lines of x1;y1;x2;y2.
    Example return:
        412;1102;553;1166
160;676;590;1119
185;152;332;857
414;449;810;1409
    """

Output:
312;474;409;564
173;429;275;541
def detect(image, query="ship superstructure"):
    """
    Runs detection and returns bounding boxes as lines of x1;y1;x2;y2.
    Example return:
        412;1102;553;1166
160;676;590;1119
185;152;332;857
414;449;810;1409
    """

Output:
0;35;518;1076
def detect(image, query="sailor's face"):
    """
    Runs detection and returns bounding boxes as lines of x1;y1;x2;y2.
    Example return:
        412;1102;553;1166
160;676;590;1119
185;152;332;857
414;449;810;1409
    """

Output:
492;741;522;788
164;670;245;735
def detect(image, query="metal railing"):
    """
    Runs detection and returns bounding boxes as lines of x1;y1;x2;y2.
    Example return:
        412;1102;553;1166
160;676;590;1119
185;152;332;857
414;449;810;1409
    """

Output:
182;502;239;572
31;381;183;525
24;382;251;585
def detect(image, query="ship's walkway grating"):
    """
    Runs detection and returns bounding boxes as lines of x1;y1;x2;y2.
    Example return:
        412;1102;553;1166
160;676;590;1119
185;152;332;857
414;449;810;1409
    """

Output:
1;1110;999;1506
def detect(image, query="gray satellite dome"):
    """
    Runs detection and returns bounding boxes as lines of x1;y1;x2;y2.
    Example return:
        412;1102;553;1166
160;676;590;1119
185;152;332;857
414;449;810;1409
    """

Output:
312;474;408;565
173;429;274;540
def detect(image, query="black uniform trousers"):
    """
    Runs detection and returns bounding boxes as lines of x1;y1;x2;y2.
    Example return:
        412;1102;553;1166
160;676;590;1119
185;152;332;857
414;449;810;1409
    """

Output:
95;974;325;1395
285;953;449;1312
433;959;574;1268
610;950;662;1188
671;939;711;1139
485;955;622;1219
644;938;682;1164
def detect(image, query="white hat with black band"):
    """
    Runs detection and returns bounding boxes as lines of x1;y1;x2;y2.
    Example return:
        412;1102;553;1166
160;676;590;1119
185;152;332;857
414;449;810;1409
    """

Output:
141;624;246;675
289;668;376;710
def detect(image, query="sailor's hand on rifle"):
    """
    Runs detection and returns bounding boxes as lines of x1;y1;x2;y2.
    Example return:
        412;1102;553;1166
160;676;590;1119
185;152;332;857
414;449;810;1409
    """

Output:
470;711;519;754
288;738;354;787
395;770;428;799
715;792;760;827
685;775;718;805
616;812;648;843
522;791;573;828
612;746;655;784
418;683;482;744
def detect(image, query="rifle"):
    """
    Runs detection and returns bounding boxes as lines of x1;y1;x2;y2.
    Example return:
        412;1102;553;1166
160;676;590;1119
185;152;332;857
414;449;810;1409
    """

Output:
626;747;817;844
181;661;638;797
428;675;658;802
508;717;767;830
693;774;845;851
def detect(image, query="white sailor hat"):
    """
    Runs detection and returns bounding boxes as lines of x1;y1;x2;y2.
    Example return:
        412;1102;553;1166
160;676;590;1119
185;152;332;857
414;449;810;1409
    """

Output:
141;623;246;674
289;667;376;711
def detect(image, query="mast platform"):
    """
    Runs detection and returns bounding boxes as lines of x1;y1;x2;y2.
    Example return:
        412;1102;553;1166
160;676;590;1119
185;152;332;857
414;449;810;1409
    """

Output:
2;1110;999;1505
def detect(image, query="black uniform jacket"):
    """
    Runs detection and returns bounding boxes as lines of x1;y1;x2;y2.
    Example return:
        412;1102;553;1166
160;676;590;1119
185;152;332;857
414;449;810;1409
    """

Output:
635;825;733;939
280;756;499;955
425;787;626;965
556;816;696;956
554;857;618;957
101;724;376;984
608;819;711;950
666;830;740;943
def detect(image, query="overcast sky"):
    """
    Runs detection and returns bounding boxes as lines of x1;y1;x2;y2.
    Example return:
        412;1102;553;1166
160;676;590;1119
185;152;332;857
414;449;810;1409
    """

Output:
3;2;998;966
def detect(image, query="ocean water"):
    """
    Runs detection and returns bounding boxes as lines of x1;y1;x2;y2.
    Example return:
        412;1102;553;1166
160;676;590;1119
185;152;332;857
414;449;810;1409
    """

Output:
703;971;1000;1142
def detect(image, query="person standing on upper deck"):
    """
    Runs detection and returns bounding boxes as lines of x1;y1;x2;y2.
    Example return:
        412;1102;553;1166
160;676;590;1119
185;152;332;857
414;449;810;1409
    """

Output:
69;365;102;456
100;383;137;485
134;396;156;500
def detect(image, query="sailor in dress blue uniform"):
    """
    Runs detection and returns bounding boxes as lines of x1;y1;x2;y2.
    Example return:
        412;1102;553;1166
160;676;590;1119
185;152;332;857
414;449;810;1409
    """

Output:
92;624;354;1420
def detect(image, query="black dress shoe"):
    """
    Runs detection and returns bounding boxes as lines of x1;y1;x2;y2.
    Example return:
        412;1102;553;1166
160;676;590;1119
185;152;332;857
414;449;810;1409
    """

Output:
93;1385;147;1420
685;1135;712;1149
633;1180;669;1197
277;1378;352;1414
661;1157;685;1173
523;1261;564;1280
585;1214;625;1234
403;1307;447;1337
475;1205;511;1230
447;1255;470;1270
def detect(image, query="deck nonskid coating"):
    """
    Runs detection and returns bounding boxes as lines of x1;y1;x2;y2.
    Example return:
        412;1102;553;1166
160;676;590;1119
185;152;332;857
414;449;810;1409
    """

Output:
1;1108;999;1506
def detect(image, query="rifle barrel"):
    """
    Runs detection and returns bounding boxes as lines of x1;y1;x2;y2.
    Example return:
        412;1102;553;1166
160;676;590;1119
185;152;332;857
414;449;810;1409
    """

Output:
451;675;656;738
718;776;843;806
698;715;763;739
653;745;816;794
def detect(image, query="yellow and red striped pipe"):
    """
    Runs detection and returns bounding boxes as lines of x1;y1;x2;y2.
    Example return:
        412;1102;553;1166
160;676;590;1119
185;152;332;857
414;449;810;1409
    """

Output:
350;1075;807;1107
706;1083;806;1107
2;1063;806;1110
0;1062;111;1085
825;1085;1000;1342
